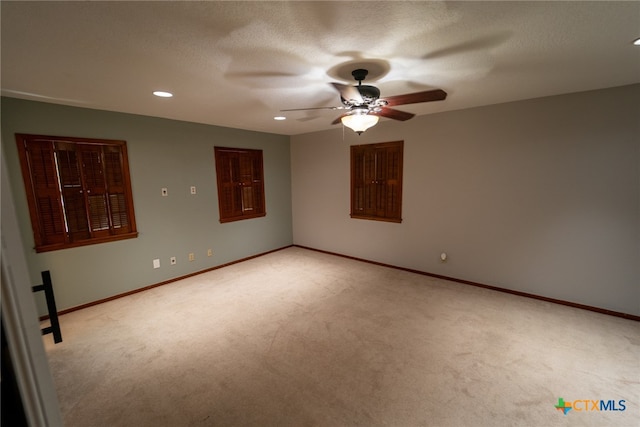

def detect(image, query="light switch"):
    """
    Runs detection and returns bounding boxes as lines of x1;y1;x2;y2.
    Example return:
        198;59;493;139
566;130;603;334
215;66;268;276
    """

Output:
153;259;160;269
161;188;168;197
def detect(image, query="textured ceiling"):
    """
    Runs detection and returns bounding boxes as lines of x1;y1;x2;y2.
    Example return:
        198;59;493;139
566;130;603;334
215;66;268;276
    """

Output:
2;1;639;135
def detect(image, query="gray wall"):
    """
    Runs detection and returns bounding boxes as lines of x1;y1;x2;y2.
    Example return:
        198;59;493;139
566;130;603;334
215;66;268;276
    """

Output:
2;97;293;312
291;84;640;316
3;85;639;317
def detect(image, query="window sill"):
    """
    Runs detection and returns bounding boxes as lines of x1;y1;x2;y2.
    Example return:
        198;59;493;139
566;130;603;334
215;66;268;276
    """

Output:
350;214;402;223
219;213;266;223
34;232;138;253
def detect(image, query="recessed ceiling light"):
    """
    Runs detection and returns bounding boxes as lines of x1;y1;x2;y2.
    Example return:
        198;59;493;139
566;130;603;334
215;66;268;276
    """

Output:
153;91;173;98
633;37;640;46
274;116;286;121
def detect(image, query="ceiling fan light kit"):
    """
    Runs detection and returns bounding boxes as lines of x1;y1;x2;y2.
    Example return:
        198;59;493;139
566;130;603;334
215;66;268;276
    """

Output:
341;111;379;135
282;66;447;135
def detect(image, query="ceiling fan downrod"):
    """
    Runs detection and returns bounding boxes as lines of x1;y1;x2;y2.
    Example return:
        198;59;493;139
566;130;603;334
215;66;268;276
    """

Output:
350;69;380;104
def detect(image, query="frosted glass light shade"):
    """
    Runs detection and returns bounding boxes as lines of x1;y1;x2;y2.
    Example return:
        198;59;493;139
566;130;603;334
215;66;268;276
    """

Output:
341;113;379;134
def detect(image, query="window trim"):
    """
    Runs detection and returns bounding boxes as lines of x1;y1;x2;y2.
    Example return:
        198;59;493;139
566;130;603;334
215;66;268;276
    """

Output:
15;134;138;252
350;140;403;223
214;146;266;223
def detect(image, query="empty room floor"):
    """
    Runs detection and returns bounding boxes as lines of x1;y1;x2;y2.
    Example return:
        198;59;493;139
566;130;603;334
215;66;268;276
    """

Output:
43;247;639;426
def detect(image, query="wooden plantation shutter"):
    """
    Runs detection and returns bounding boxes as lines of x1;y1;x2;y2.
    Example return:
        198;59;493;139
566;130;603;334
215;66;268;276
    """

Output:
383;142;403;220
20;139;67;246
56;141;91;241
351;144;372;217
216;149;243;219
81;144;111;237
214;147;266;223
16;134;138;252
104;145;132;233
351;141;403;223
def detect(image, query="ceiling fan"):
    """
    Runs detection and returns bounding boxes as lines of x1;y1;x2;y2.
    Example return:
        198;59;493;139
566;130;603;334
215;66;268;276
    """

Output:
282;69;447;134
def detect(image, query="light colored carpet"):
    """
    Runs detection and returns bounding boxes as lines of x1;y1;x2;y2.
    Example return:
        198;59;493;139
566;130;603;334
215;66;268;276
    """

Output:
43;246;639;426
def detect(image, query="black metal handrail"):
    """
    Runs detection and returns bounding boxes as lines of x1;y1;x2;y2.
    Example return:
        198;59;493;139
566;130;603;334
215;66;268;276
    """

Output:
32;271;62;344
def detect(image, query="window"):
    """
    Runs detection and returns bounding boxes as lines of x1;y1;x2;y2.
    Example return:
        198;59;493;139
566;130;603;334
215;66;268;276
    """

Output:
214;147;265;223
16;134;138;252
351;140;403;223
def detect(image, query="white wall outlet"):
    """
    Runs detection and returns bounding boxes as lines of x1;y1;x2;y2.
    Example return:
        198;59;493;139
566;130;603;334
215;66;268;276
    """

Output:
188;253;195;261
153;259;160;269
161;188;168;197
207;249;213;257
170;256;177;265
440;252;448;262
190;186;197;195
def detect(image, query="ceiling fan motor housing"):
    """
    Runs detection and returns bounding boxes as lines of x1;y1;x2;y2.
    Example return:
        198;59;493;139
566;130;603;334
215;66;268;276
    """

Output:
340;85;380;106
347;68;380;105
357;85;380;103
